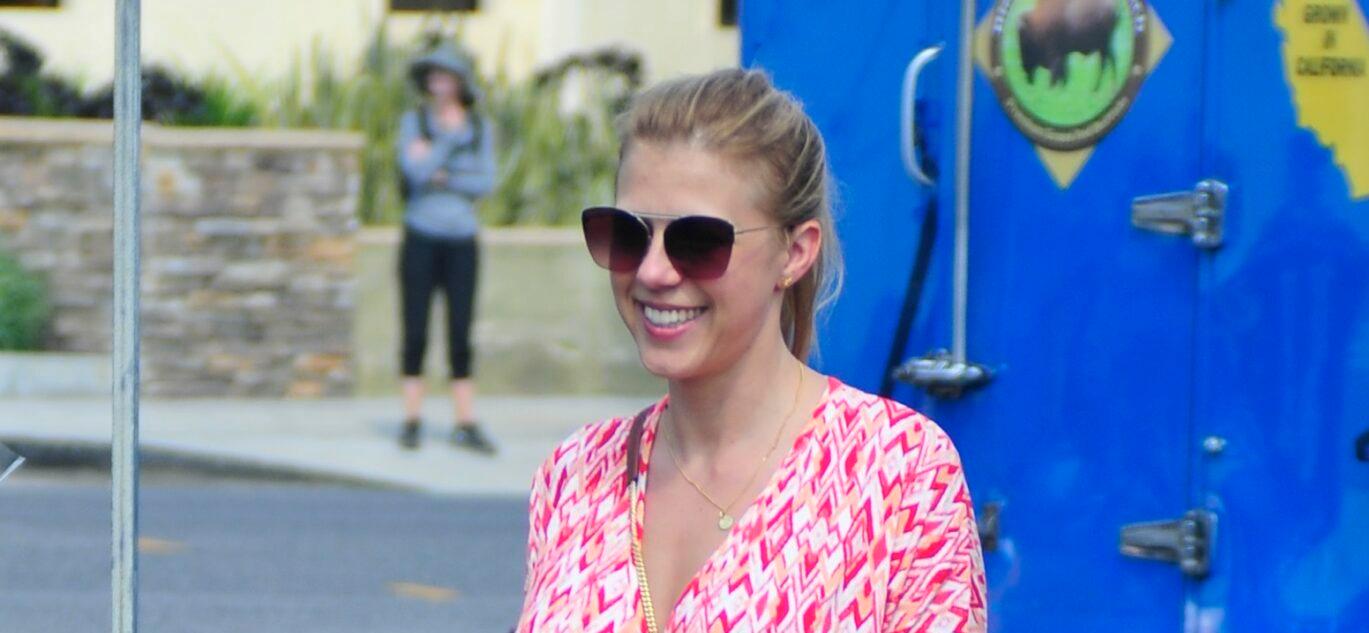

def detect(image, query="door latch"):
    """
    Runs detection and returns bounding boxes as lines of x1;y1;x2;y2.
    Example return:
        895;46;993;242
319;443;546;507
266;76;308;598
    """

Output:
977;501;1001;552
1119;509;1215;578
1131;179;1228;249
893;349;992;399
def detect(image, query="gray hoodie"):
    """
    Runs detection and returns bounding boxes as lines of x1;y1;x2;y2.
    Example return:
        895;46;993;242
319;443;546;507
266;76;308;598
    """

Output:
398;46;496;240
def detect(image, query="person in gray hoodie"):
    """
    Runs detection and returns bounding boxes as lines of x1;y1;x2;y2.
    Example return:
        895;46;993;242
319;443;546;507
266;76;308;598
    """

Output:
396;44;497;453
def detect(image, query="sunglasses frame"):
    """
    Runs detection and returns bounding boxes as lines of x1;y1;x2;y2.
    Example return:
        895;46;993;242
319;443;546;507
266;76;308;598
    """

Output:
581;206;784;280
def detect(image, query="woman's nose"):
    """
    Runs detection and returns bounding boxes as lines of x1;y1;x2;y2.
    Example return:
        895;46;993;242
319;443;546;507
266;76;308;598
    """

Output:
635;230;683;288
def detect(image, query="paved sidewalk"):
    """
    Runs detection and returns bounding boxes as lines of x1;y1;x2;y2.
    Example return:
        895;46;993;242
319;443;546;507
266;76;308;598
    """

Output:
0;395;654;496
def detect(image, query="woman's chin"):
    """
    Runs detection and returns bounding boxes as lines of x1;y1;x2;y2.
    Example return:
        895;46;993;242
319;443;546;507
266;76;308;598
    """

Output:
636;347;703;382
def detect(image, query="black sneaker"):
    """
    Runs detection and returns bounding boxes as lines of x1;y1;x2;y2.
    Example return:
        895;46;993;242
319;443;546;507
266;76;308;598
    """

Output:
399;419;422;450
451;422;497;456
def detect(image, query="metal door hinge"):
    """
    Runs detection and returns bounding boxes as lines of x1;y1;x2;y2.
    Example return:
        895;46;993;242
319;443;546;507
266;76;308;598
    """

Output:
1120;509;1215;578
1131;179;1228;249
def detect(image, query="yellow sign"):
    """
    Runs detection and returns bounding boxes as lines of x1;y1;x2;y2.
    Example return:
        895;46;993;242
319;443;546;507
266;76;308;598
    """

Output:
1276;0;1369;200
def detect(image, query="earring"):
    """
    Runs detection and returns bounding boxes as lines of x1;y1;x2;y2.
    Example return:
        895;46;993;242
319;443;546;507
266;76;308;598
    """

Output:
782;276;793;289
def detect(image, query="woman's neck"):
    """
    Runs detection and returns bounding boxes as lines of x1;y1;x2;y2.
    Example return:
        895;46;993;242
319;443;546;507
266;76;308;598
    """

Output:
664;336;811;459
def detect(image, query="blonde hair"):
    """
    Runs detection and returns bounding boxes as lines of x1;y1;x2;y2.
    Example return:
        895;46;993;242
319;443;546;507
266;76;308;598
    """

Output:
617;68;843;360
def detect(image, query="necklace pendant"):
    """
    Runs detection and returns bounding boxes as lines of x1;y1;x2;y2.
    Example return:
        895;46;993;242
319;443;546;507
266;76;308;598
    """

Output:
717;514;735;531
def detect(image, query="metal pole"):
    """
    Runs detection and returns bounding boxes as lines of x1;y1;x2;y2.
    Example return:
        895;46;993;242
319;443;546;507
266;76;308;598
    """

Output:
890;4;991;398
952;0;975;363
112;1;141;632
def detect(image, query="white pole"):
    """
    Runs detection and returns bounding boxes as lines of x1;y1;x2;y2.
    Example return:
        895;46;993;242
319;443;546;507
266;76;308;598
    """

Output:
111;0;142;631
952;0;975;364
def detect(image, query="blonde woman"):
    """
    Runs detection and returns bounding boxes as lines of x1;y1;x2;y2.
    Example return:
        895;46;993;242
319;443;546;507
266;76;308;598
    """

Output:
518;69;986;632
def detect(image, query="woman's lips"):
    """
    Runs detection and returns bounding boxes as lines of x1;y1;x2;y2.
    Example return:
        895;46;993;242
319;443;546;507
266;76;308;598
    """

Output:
637;301;707;340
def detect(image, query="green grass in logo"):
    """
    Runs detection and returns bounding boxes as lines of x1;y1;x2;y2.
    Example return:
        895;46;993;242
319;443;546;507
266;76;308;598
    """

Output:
1000;0;1136;129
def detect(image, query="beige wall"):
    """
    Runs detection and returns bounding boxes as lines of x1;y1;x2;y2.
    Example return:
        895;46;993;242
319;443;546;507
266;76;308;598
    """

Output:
578;0;738;82
0;0;737;88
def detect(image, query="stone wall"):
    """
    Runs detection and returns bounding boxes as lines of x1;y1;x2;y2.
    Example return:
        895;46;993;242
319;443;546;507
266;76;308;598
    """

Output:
0;118;361;397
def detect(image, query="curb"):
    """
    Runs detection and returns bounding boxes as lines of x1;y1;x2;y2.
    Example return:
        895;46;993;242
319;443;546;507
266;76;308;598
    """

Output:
0;435;407;490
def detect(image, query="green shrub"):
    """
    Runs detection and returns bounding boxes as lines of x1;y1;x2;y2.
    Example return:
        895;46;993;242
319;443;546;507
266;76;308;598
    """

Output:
0;29;90;117
0;251;50;351
79;67;263;127
1;28;260;126
196;75;261;127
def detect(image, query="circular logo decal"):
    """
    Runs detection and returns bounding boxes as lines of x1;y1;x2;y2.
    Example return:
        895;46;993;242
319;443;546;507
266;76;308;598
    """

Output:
988;0;1150;151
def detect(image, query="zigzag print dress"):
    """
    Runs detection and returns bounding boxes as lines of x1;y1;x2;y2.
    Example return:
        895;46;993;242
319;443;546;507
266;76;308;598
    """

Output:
518;377;987;632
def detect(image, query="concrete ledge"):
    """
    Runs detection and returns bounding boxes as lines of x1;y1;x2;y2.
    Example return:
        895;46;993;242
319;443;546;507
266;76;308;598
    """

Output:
0;352;109;397
357;225;582;246
0;116;364;150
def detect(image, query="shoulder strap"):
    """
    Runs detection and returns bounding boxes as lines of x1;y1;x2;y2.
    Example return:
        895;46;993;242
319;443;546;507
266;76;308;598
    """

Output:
416;106;433;141
468;110;484;149
623;405;654;491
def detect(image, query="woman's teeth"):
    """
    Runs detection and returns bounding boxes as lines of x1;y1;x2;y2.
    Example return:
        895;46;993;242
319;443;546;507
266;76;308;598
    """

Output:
643;305;705;328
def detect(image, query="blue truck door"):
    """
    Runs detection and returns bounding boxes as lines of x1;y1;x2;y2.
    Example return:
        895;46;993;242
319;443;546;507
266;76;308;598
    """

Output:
746;1;1207;630
1191;1;1369;629
935;1;1206;629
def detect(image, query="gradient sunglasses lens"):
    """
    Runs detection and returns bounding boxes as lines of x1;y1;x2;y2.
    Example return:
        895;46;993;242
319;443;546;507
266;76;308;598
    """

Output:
664;216;736;280
582;207;648;273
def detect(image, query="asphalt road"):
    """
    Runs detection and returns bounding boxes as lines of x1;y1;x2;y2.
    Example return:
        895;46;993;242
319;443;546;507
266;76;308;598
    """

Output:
0;470;528;633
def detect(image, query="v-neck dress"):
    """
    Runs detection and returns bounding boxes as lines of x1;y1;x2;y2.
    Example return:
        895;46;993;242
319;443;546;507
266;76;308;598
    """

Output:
517;377;987;632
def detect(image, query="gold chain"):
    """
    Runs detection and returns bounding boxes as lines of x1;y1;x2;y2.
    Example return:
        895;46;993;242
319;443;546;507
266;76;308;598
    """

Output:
629;482;660;633
662;363;804;530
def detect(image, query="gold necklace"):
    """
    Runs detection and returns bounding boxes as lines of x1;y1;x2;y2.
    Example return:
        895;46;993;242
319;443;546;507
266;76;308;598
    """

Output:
662;364;804;531
629;482;661;633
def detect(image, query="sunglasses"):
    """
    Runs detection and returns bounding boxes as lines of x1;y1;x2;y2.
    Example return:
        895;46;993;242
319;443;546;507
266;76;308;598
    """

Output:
581;206;781;280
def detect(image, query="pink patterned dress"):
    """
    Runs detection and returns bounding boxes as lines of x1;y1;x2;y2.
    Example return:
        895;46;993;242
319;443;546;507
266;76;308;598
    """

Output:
518;376;987;632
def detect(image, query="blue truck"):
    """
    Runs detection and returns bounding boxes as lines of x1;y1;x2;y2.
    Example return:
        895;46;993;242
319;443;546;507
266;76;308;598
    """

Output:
742;0;1369;630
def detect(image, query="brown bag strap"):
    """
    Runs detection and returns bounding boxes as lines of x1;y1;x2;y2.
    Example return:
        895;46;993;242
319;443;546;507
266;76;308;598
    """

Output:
623;405;654;490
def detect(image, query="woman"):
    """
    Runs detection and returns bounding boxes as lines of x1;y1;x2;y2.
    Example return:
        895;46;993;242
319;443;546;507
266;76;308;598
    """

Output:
396;44;497;453
517;69;986;631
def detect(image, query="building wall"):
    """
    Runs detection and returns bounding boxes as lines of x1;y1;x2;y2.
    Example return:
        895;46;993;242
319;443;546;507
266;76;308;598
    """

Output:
0;0;737;87
576;0;738;80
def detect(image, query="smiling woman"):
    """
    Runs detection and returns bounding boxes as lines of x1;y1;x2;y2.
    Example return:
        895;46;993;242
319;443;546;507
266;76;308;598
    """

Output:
517;68;987;632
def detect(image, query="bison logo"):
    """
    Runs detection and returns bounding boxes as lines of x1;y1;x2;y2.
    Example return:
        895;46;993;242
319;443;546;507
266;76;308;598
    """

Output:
987;0;1151;152
1019;0;1120;90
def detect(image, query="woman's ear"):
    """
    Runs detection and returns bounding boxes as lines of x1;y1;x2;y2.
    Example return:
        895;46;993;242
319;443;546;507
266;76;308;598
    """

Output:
780;219;822;289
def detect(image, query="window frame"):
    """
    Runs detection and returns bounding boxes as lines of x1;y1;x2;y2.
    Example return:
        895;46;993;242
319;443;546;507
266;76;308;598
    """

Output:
0;0;61;8
389;0;480;13
719;0;738;27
